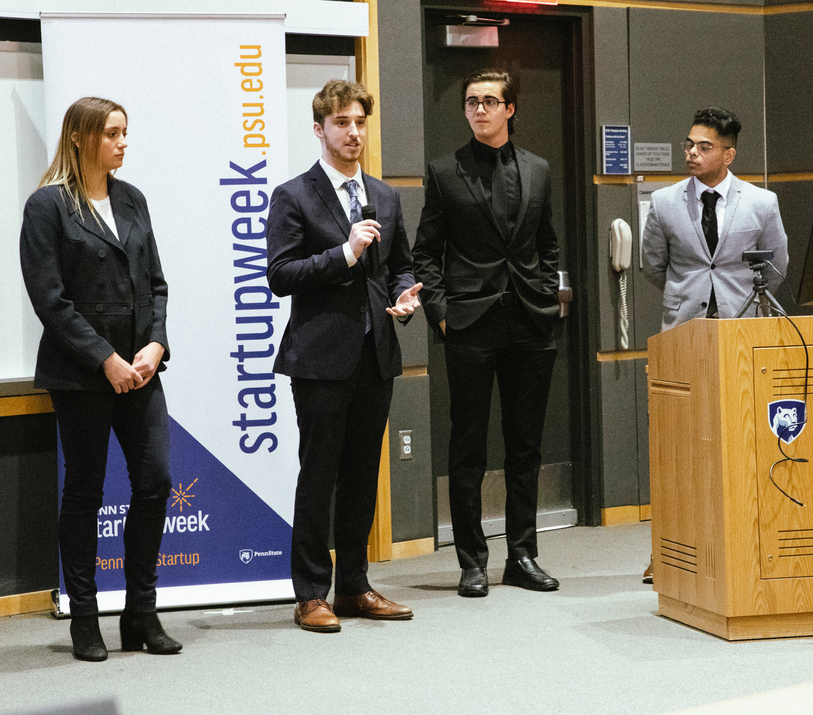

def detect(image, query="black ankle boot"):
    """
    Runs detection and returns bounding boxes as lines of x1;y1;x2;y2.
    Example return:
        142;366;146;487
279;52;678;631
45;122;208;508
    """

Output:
70;614;108;662
120;611;182;654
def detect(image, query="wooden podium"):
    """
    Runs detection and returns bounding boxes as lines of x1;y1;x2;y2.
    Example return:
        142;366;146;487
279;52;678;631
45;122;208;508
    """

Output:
648;316;813;640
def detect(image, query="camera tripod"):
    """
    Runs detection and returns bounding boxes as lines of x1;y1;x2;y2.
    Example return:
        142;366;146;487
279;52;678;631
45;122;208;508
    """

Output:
734;259;785;318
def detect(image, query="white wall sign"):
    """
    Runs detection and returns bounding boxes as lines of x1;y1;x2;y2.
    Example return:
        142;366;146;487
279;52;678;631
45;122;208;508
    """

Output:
634;142;672;172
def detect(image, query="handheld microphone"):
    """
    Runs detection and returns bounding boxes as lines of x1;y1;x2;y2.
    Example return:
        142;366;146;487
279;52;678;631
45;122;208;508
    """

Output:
361;204;380;274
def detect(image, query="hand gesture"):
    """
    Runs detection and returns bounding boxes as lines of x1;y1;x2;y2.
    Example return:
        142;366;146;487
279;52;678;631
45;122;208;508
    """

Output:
387;282;423;318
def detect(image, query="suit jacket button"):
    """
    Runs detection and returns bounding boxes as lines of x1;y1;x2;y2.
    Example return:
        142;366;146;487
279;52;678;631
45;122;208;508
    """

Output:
98;250;105;258
360;305;366;314
701;302;708;308
96;304;104;313
710;263;716;270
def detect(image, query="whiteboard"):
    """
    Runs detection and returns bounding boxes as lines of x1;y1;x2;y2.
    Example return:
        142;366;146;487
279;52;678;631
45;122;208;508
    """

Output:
0;42;46;382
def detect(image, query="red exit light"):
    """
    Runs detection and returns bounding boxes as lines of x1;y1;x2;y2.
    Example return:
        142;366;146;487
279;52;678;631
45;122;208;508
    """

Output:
504;0;560;5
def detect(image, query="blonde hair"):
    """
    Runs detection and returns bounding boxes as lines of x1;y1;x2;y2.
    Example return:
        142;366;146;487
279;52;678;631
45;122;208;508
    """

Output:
40;97;127;218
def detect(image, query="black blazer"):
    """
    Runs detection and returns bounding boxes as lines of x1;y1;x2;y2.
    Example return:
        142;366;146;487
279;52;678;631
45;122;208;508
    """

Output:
19;178;169;391
412;140;559;333
266;162;416;381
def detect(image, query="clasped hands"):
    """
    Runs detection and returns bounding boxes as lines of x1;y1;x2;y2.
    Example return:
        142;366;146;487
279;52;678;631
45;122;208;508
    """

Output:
103;341;165;394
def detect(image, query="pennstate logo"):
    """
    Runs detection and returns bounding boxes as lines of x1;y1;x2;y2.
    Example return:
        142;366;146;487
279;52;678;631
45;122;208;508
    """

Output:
239;549;253;564
768;399;807;444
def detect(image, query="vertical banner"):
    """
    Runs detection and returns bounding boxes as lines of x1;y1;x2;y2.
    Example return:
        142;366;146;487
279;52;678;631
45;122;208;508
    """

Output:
41;14;299;613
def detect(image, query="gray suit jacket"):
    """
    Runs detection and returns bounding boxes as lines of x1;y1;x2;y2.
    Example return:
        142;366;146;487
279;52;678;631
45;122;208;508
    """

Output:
642;174;788;331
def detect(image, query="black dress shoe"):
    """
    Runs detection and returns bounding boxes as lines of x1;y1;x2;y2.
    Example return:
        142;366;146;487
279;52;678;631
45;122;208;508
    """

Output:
502;556;559;591
120;611;182;654
458;567;489;597
70;615;108;662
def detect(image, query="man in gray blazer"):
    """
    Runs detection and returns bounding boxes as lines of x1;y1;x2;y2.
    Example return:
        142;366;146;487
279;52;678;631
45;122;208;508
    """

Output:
643;107;788;332
641;107;789;584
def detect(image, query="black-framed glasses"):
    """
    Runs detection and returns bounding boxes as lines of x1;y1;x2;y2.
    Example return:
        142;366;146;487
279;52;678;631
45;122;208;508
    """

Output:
681;140;732;155
464;97;507;114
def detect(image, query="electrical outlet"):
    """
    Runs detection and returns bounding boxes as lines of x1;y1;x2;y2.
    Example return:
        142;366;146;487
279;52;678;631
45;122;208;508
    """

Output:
399;430;413;460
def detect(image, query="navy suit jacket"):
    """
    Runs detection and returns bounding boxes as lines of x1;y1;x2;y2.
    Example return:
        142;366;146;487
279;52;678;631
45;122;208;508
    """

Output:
412;140;559;334
19;178;169;391
266;162;416;381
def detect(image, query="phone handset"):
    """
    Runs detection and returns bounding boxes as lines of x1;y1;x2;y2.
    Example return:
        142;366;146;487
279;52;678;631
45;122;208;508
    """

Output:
611;218;632;272
610;219;633;349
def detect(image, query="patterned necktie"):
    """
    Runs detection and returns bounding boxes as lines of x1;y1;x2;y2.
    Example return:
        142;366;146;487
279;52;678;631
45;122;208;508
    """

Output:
344;180;362;224
701;190;720;256
343;179;372;332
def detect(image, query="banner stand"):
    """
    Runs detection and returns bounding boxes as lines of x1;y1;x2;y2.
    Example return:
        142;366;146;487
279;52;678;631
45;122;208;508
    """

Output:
42;13;303;613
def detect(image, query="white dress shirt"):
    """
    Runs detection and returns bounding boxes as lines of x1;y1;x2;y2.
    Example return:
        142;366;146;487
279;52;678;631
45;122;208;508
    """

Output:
319;158;367;267
693;169;732;233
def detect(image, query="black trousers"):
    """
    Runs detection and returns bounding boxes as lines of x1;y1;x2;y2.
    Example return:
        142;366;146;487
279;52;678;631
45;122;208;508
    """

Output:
50;377;171;616
445;300;557;569
289;334;393;601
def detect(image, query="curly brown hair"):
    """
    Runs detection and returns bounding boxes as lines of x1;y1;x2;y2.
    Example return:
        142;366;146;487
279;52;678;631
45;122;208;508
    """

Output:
312;79;374;126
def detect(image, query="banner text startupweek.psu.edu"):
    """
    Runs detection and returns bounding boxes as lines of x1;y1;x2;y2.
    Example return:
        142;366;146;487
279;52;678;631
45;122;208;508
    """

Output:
221;44;282;456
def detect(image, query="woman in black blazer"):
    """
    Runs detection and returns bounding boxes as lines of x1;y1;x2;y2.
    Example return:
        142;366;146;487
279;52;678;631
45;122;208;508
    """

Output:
20;97;181;661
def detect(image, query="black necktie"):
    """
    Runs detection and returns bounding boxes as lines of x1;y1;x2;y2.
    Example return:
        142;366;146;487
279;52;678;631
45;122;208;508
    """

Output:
701;190;720;318
701;191;720;256
492;151;508;232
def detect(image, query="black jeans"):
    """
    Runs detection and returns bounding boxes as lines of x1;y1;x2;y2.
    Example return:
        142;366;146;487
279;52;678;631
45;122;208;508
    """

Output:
50;377;171;616
445;301;557;569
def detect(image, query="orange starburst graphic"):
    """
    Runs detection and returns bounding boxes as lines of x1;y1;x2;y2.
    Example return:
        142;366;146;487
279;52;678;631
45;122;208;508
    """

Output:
171;478;198;512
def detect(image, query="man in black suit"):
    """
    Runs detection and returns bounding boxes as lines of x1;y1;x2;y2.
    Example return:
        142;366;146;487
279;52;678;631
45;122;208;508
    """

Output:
413;69;560;597
266;79;421;632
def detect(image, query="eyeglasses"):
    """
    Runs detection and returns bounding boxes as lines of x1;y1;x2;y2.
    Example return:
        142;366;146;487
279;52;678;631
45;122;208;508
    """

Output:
681;140;732;155
464;97;508;114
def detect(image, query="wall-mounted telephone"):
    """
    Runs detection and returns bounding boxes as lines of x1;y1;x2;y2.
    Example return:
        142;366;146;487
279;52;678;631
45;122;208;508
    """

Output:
610;219;633;349
610;218;632;273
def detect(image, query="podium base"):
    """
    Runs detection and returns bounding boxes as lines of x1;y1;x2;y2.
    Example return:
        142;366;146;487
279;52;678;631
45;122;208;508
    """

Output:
659;594;813;641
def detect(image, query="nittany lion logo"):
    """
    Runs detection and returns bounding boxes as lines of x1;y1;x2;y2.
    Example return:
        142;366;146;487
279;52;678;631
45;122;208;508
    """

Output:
768;400;807;444
239;549;254;564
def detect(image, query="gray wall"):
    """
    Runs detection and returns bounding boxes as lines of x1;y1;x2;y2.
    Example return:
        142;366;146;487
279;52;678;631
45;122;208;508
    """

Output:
592;6;779;511
404;0;785;518
766;13;813;315
379;0;436;544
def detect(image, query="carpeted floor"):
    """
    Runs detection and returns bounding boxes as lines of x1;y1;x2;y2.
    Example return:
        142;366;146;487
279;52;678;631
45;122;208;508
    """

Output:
3;523;813;715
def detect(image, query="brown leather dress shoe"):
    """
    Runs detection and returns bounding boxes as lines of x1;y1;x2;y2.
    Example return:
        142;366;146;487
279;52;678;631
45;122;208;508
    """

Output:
294;599;341;633
333;590;413;620
643;557;653;584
